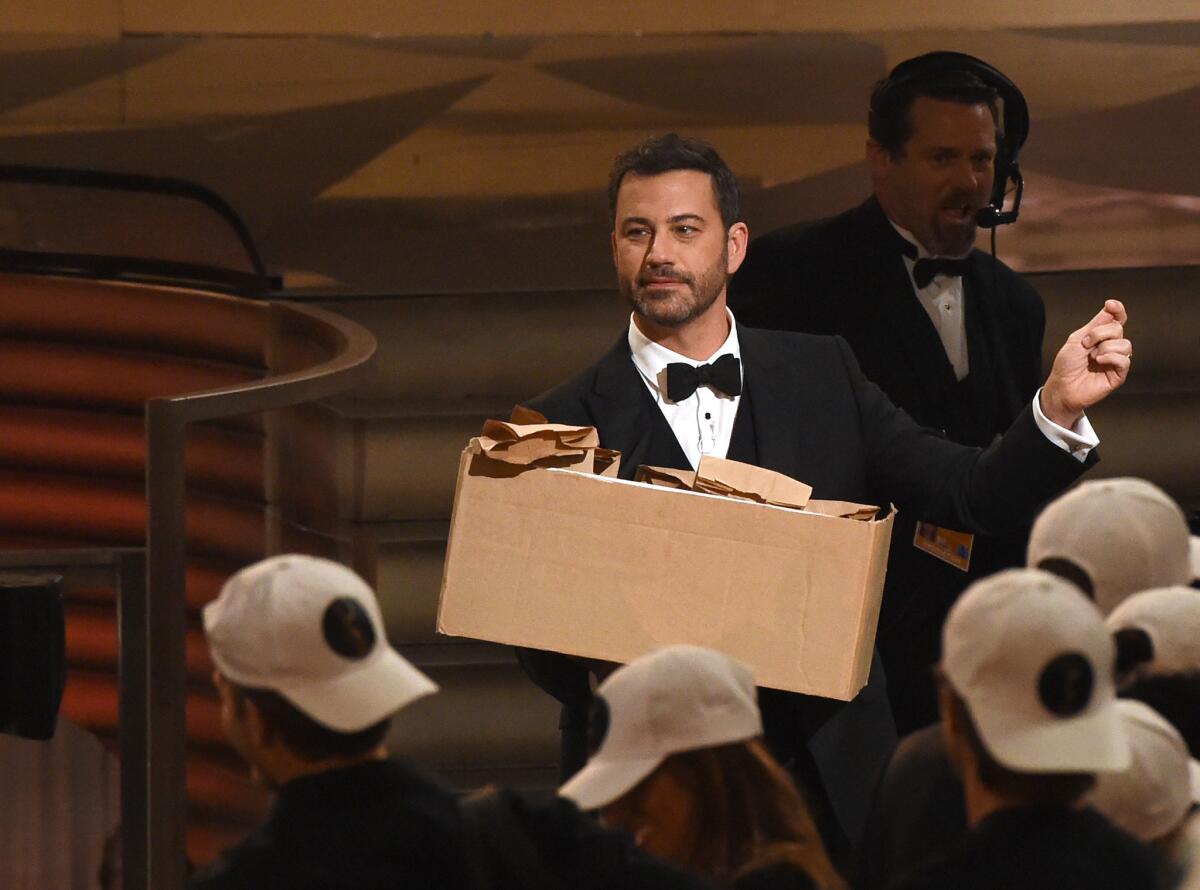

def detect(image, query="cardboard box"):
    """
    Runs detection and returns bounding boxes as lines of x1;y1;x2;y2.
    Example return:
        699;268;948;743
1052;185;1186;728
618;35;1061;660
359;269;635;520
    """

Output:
437;437;894;700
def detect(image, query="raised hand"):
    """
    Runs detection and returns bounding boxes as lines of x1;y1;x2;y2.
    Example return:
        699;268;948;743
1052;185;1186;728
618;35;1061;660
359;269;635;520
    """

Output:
1040;299;1132;428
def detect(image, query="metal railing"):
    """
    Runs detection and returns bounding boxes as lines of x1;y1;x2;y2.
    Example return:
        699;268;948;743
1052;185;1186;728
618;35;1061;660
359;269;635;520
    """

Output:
1;300;374;890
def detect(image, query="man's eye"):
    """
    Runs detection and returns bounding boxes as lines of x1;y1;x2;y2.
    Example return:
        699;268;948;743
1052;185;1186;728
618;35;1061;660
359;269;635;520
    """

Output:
676;225;696;235
625;228;650;239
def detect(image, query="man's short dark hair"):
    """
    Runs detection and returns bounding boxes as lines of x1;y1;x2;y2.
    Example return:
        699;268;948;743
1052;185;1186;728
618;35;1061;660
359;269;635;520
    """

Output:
608;133;741;229
952;690;1095;805
869;67;1000;158
230;682;390;762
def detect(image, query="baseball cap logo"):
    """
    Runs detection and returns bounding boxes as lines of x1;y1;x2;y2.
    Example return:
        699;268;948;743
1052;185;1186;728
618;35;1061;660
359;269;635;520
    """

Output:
587;696;611;755
1038;652;1094;716
322;598;376;659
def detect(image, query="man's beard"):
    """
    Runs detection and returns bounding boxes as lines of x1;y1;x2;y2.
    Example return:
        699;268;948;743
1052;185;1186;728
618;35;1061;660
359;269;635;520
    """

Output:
621;247;728;329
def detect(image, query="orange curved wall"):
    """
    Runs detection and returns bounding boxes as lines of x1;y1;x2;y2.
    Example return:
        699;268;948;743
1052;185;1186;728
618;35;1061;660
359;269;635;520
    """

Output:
0;273;273;862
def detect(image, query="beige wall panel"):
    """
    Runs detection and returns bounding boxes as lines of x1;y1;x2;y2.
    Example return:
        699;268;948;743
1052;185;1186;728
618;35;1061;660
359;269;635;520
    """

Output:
317;292;627;403
0;1;119;35
373;533;448;643
360;412;491;521
1031;266;1200;386
386;662;559;773
1082;392;1200;496
122;0;1200;37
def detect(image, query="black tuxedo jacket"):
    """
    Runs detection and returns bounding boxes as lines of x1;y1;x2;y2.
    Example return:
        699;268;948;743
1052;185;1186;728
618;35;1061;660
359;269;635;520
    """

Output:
521;324;1088;849
729;197;1047;678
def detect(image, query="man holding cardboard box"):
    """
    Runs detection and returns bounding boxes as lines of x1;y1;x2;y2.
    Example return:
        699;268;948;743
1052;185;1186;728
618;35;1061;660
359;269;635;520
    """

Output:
516;134;1132;855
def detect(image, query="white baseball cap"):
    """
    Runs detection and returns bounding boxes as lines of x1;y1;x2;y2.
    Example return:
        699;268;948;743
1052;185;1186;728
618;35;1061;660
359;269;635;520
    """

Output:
1027;477;1192;615
1091;699;1192;842
1107;586;1200;675
203;554;437;732
558;645;762;811
943;568;1129;773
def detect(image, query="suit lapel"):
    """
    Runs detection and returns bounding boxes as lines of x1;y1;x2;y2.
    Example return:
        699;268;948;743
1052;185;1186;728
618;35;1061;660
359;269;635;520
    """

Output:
737;325;801;478
855;199;958;401
584;334;689;477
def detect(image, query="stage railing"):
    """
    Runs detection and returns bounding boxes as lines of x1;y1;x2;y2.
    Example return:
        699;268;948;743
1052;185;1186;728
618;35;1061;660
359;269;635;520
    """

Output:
0;300;374;890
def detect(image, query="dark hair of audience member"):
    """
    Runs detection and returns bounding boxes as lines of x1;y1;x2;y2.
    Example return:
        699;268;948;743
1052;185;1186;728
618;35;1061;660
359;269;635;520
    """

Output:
947;688;1095;804
605;738;845;889
868;65;1000;158
229;682;389;761
1119;670;1200;759
607;133;741;229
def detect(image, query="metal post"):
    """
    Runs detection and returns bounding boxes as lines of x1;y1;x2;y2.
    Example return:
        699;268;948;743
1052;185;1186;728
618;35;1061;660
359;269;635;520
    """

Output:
117;549;149;890
144;402;190;890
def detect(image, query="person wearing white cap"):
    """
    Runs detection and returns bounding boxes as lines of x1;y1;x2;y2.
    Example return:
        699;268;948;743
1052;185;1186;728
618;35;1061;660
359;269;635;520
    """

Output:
192;556;718;890
1108;586;1200;679
1107;585;1200;830
189;554;468;890
1091;700;1194;861
560;645;844;890
889;569;1157;890
1027;477;1196;615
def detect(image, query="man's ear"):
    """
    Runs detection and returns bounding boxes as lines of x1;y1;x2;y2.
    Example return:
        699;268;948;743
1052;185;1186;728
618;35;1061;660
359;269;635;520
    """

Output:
243;695;271;749
866;138;893;181
725;221;750;276
939;685;969;776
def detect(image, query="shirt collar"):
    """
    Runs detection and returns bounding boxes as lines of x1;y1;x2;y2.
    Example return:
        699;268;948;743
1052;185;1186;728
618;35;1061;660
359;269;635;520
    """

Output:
627;309;742;403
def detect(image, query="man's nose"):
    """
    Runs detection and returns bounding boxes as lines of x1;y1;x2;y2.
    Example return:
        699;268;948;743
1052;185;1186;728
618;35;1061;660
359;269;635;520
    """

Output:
950;159;981;192
643;230;672;265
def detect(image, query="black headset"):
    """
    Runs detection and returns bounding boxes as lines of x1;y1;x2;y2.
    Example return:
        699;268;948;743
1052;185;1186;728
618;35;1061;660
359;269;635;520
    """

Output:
871;51;1029;228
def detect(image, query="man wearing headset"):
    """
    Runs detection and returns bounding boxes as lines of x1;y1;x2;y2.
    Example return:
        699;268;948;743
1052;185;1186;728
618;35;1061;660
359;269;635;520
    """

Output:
729;53;1048;735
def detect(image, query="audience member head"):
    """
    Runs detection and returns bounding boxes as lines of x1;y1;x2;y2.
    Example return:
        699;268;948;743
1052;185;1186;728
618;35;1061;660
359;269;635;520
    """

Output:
203;554;436;788
1027;477;1194;615
1120;670;1200;759
939;569;1129;825
1091;700;1193;848
1108;586;1200;678
559;645;842;888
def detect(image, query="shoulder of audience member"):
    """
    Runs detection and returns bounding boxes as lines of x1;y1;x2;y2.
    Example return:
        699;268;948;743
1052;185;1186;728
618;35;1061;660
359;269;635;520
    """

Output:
187;829;277;890
731;860;818;890
494;790;719;890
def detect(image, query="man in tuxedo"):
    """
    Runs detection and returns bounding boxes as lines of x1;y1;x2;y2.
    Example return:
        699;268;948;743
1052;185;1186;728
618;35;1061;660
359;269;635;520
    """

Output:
518;133;1130;856
729;54;1046;733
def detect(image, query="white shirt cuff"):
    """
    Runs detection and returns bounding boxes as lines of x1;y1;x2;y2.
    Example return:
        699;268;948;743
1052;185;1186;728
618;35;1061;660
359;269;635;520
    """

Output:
1032;386;1099;462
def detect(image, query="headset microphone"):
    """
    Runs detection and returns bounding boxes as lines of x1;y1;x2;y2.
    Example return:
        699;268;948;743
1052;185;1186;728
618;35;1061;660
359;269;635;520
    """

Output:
976;165;1023;228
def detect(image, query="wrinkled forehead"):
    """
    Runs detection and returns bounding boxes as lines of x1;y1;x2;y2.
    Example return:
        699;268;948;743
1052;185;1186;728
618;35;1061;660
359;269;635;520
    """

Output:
613;169;721;225
904;97;998;151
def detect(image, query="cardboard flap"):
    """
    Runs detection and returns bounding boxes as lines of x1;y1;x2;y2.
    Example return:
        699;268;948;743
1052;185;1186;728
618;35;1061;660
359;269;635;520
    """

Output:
805;501;894;521
695;455;813;510
635;465;697;489
476;418;600;467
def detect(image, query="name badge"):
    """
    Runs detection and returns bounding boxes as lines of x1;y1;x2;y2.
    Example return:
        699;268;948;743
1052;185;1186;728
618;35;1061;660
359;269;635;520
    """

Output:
913;521;974;572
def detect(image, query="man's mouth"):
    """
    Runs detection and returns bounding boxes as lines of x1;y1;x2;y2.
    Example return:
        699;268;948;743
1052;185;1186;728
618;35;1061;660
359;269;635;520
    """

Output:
939;204;977;224
639;274;689;290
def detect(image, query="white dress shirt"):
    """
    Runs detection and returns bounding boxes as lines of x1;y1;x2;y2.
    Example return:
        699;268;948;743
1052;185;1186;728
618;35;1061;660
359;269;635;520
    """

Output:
628;310;742;470
889;221;1098;462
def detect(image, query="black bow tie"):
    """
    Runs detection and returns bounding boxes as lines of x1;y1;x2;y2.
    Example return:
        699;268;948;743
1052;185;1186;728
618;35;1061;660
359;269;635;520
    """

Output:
912;257;970;288
664;353;742;402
